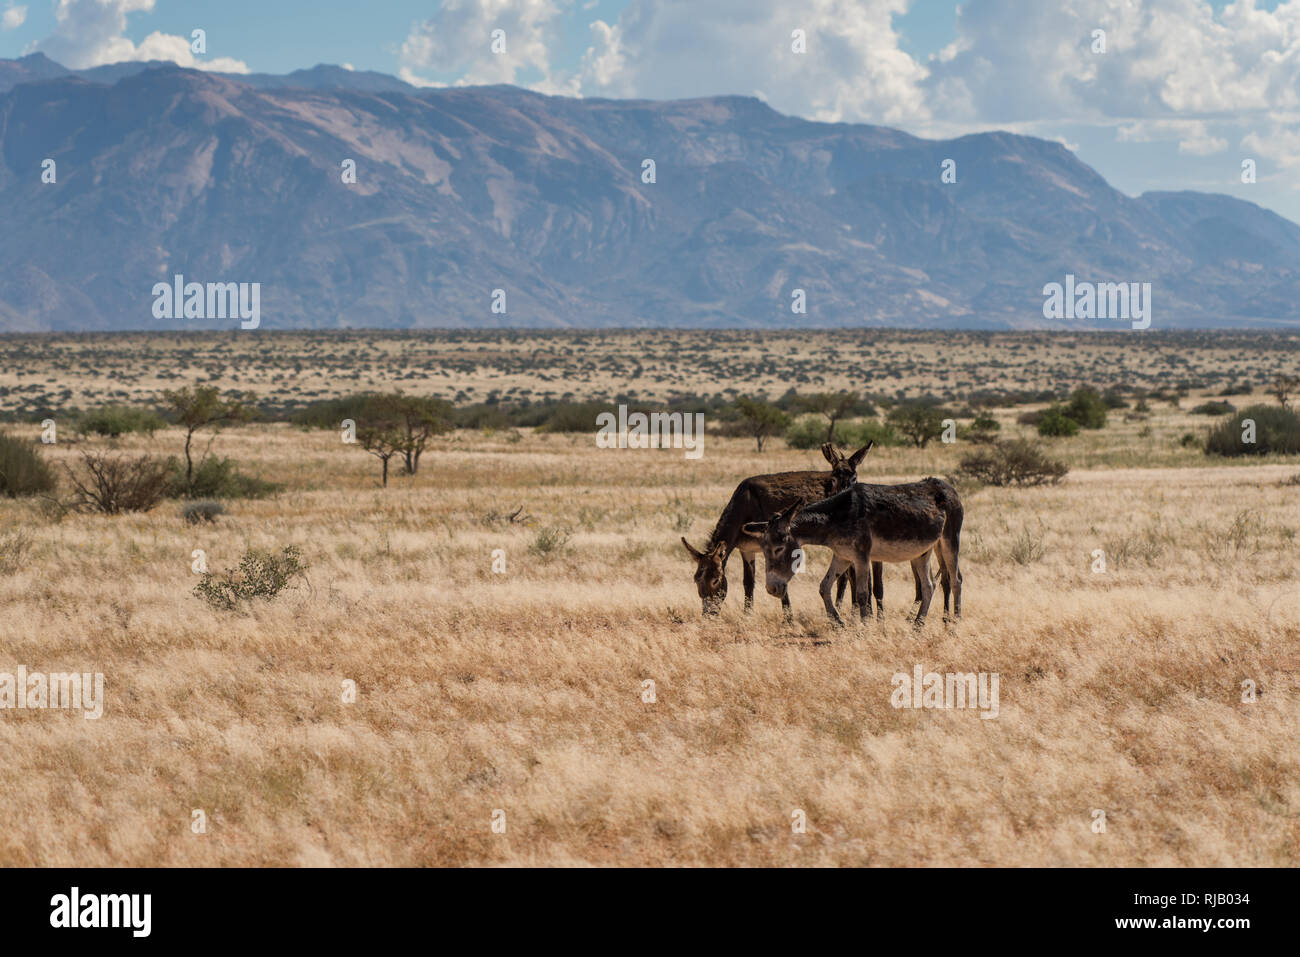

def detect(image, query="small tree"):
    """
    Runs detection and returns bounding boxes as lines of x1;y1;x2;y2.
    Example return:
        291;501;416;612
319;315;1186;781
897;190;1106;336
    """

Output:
392;395;453;475
799;391;863;443
351;393;451;484
733;396;789;452
886;403;945;448
162;386;251;489
358;419;405;487
1269;374;1299;409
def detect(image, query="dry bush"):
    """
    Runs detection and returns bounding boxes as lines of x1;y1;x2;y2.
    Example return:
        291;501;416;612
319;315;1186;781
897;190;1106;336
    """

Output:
0;527;34;574
959;438;1067;487
66;451;170;514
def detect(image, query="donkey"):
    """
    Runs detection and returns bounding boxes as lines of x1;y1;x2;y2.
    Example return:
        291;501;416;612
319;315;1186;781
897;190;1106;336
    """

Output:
743;478;963;628
681;443;870;616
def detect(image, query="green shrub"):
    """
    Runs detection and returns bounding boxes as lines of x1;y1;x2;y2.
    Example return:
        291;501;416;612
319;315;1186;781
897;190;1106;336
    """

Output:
838;419;904;448
1191;400;1235;416
1064;387;1108;429
959;439;1068;486
528;525;572;559
1206;405;1300;456
1036;406;1080;437
194;545;307;610
784;416;903;450
537;401;616;433
290;394;380;430
166;456;279;499
76;405;165;437
783;417;829;450
0;433;57;497
454;404;513;430
969;414;1001;443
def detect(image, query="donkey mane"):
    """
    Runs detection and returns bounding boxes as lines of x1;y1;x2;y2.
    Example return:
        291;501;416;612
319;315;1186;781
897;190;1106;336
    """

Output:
704;469;837;552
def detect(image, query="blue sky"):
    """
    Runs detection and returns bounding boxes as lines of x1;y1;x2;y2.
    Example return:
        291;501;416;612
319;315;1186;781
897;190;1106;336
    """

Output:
3;0;1298;223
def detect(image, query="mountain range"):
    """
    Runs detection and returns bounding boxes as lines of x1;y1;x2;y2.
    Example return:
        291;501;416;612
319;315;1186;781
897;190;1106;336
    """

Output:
1;52;1297;331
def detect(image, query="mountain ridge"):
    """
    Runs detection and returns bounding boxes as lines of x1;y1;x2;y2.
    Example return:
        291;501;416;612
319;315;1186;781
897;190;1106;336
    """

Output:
0;55;1296;331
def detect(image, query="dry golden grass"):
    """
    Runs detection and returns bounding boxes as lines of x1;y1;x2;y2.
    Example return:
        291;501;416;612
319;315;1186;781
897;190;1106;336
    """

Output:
2;408;1299;867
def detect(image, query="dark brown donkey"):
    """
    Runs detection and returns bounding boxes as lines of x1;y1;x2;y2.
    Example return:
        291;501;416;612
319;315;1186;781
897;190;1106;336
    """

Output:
743;478;963;628
681;443;870;616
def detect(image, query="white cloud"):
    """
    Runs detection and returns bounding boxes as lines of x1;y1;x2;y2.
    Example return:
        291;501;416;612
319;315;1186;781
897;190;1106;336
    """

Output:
36;0;249;72
551;0;1300;198
398;0;570;90
1117;119;1228;155
2;4;26;31
922;0;1300;128
573;0;929;125
1243;122;1300;170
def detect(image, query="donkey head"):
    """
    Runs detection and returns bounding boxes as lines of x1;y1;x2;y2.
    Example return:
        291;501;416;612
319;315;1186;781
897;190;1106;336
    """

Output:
821;441;873;493
742;500;805;598
681;537;728;615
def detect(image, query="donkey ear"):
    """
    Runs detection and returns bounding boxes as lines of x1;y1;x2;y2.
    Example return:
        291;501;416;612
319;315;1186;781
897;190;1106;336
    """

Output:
847;441;874;468
820;442;842;466
741;522;768;537
681;537;705;560
777;498;805;526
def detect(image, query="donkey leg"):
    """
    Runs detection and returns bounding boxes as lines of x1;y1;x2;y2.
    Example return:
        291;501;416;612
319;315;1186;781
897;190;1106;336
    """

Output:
872;561;884;618
819;557;849;626
903;562;923;621
854;560;873;622
910;552;936;629
835;568;848;609
937;536;962;621
741;552;756;614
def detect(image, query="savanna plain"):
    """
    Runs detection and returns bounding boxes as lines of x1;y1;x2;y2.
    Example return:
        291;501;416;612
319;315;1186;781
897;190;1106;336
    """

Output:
1;330;1298;866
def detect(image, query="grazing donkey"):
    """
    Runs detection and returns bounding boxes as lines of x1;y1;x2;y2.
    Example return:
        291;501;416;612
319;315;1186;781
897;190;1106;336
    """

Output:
681;443;870;616
743;478;963;628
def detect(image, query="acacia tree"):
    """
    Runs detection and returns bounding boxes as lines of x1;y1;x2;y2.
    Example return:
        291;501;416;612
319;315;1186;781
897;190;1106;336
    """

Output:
354;393;452;485
733;396;789;452
162;386;251;488
357;409;405;488
392;395;453;475
800;391;864;443
1270;374;1299;409
886;402;945;448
